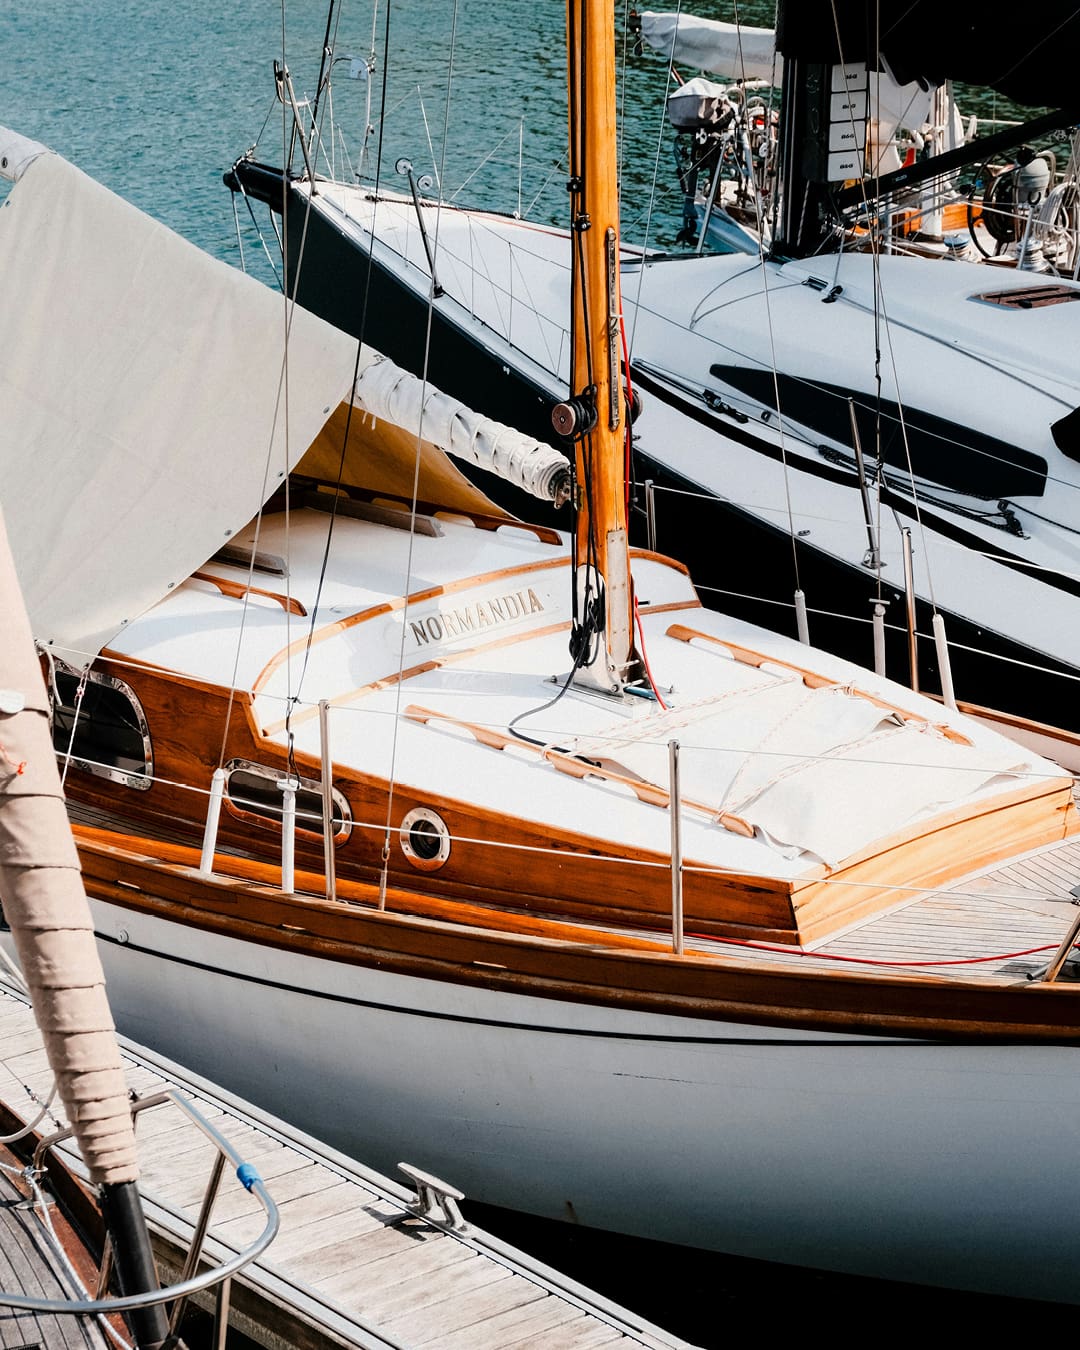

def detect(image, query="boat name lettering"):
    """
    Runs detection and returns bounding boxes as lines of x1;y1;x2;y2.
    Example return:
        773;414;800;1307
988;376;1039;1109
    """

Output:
409;589;545;646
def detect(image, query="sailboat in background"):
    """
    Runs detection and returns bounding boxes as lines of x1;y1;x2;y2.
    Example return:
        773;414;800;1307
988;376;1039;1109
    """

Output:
7;0;1080;1308
227;0;1080;732
631;7;1077;262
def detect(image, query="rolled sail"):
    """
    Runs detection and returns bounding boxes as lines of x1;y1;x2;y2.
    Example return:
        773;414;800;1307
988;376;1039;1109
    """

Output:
353;353;571;504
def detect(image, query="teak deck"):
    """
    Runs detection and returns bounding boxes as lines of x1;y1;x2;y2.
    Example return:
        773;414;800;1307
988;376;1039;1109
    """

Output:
0;986;696;1350
0;1158;108;1348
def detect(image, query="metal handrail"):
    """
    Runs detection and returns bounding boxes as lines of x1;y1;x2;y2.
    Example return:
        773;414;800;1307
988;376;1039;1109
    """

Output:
0;1089;279;1315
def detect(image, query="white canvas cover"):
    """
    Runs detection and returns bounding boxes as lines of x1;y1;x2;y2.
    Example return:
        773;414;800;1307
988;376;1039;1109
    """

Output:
571;673;1029;866
0;143;358;664
0;126;48;183
640;12;935;156
640;12;778;82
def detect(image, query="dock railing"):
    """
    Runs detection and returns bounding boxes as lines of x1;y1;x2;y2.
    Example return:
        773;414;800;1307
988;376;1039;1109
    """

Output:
0;1088;279;1347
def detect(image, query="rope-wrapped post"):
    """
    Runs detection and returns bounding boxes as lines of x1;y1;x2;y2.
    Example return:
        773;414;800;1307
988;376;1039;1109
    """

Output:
0;507;168;1347
318;701;337;905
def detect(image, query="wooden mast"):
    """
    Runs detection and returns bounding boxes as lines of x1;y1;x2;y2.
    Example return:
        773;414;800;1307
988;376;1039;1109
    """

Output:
561;0;643;695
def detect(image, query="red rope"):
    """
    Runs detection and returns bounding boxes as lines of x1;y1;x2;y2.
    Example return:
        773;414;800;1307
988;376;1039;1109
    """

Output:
688;931;1062;968
0;743;26;776
634;595;668;710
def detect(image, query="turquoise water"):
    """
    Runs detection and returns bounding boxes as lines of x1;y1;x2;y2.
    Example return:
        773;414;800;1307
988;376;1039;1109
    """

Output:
3;2;1076;1340
1;0;730;274
1;0;1051;271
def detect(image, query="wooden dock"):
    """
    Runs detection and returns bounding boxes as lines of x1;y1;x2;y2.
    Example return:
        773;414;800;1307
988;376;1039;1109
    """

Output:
0;983;698;1350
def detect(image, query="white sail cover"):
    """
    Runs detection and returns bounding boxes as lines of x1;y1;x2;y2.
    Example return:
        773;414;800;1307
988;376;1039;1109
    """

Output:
0;136;571;664
352;353;570;504
0;142;359;664
0;126;48;183
571;672;1029;867
639;12;778;82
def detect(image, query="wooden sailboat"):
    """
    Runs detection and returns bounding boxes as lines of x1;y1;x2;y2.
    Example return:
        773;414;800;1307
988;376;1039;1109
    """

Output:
6;2;1080;1306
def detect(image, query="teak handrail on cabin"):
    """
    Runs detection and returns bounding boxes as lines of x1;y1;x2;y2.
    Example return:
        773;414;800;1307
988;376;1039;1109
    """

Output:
192;571;307;617
404;703;754;836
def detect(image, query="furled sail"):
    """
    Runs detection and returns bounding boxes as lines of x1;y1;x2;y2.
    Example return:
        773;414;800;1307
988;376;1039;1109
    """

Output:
351;352;571;506
638;12;777;82
0;139;358;665
638;9;938;166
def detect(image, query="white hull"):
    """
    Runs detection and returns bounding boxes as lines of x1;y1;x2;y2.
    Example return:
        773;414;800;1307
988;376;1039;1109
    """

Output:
87;895;1080;1305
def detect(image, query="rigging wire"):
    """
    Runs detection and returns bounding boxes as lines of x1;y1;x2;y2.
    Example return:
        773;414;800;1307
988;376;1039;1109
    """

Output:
624;0;682;359
376;0;464;904
215;0;315;776
289;0;393;715
726;0;804;601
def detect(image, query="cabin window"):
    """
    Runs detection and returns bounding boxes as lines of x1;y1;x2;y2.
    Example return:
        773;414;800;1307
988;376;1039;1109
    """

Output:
224;759;352;843
51;665;152;790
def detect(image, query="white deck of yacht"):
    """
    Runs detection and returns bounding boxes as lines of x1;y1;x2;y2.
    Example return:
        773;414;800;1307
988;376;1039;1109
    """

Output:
0;985;696;1350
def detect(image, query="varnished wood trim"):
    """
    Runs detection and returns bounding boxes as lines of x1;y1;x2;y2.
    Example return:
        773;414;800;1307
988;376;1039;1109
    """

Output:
407;702;761;837
261;621;571;734
252;555;573;694
403;703;755;835
299;476;565;544
789;779;1077;944
73;826;1080;1041
191;570;307;616
627;547;691;577
635;598;701;618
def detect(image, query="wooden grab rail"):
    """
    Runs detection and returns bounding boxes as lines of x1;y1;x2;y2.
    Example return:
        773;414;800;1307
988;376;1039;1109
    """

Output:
665;623;972;745
192;571;307;617
404;704;754;837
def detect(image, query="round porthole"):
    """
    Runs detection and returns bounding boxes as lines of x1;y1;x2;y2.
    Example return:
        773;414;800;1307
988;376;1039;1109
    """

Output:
399;807;452;871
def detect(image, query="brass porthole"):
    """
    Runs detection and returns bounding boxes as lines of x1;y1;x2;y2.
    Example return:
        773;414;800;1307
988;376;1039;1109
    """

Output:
400;807;451;871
